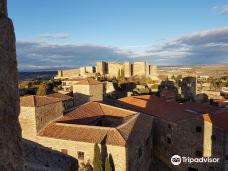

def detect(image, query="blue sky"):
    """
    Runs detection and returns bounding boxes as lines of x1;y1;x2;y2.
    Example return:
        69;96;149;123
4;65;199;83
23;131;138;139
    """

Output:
8;0;228;71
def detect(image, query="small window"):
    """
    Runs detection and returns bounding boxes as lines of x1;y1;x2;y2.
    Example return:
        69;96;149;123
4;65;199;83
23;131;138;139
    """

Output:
138;148;142;158
167;137;171;144
78;151;84;160
168;124;171;129
211;135;216;141
61;149;68;154
40;117;42;122
196;126;201;132
225;155;228;160
195;151;202;157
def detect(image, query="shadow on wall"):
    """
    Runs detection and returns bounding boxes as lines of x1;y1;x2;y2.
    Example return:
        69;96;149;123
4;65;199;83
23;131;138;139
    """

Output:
100;136;115;171
73;93;91;106
22;138;78;171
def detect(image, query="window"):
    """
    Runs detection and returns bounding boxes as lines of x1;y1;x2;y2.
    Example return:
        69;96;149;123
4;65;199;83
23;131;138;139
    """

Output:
211;135;216;141
77;151;84;160
167;137;171;144
40;117;42;122
168;124;171;129
196;126;201;132
138;148;142;158
195;151;202;157
61;149;68;154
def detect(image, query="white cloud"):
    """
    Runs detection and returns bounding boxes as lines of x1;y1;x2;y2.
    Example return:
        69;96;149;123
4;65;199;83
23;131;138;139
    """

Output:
17;27;228;71
38;33;71;39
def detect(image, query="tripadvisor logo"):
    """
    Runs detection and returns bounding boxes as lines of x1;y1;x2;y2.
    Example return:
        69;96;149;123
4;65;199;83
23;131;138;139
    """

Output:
171;155;182;165
171;155;220;165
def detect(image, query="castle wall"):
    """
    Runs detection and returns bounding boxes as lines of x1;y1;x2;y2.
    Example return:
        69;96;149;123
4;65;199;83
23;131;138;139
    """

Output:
96;61;108;75
133;62;146;76
124;62;132;77
108;62;124;77
56;69;80;79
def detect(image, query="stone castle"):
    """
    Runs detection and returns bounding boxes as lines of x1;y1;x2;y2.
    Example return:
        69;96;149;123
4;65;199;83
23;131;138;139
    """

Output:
55;61;157;79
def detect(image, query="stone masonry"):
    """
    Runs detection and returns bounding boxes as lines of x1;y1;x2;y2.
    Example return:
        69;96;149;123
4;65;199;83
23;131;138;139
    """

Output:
0;0;23;170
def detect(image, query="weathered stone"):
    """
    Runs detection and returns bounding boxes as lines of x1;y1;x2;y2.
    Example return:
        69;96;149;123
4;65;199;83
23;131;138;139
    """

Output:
0;0;23;170
0;0;7;17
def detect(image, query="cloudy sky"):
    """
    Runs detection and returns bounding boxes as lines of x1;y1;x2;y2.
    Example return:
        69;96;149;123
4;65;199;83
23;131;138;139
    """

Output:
8;0;228;71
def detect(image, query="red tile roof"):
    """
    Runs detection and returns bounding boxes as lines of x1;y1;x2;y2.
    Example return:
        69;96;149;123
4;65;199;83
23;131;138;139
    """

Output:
20;95;62;107
47;93;73;101
116;95;218;122
75;78;102;85
38;102;153;146
65;78;84;82
200;111;228;131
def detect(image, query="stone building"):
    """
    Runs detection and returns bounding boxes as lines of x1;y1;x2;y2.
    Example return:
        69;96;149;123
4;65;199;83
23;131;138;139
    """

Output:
19;98;153;171
115;95;228;171
47;93;74;111
55;68;81;79
96;61;157;78
73;78;104;106
180;77;197;100
55;66;96;79
55;61;157;79
19;95;64;139
61;78;84;91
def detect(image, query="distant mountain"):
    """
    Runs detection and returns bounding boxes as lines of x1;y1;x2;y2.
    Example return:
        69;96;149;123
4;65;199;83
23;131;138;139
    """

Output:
18;71;57;82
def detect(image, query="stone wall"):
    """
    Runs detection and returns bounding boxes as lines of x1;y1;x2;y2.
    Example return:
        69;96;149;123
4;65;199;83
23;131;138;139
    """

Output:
20;102;63;139
19;107;37;139
108;62;124;77
0;0;23;170
89;83;104;102
34;136;127;171
127;121;153;171
73;83;104;106
73;85;91;106
55;68;80;79
154;118;223;171
133;62;147;76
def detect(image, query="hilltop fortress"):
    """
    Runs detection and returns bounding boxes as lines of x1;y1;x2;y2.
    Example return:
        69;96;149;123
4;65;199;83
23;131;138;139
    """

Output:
55;61;157;79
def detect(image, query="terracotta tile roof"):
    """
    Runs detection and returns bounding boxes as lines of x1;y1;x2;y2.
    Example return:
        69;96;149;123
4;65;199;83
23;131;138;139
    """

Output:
75;78;102;85
200;111;228;131
20;95;62;107
38;102;153;146
65;78;84;82
57;102;135;123
116;95;218;122
47;93;73;101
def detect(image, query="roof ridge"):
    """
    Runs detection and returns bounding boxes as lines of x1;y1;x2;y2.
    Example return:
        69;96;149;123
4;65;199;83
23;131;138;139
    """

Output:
32;95;36;107
55;122;116;130
117;114;139;129
98;103;105;115
113;128;127;144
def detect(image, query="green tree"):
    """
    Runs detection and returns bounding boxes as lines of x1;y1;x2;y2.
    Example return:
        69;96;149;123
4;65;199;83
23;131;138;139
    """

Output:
105;154;112;171
117;69;121;81
93;143;102;171
36;83;47;96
